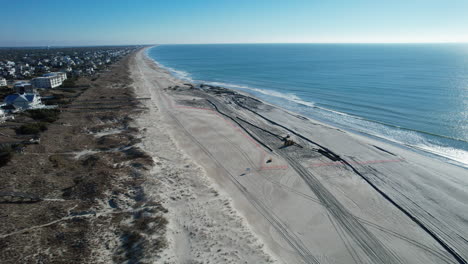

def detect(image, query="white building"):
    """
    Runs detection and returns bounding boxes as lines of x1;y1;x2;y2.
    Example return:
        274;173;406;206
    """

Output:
43;72;67;82
31;76;61;89
0;78;6;87
6;68;15;76
4;93;41;110
31;72;67;89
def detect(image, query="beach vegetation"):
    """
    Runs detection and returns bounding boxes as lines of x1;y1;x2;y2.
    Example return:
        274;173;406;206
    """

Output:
16;122;48;134
26;108;60;122
63;89;78;93
61;78;77;88
43;94;71;106
0;86;12;101
0;144;13;167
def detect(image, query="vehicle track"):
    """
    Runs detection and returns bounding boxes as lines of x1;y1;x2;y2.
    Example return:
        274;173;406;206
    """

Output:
262;165;458;263
234;110;449;262
207;98;402;263
210;98;403;263
136;61;320;264
283;155;402;264
357;218;456;264
236;102;466;264
206;100;273;152
137;57;462;264
326;211;361;264
167;111;320;264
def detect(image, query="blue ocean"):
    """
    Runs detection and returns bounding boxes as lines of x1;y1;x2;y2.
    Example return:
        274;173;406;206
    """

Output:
147;44;468;168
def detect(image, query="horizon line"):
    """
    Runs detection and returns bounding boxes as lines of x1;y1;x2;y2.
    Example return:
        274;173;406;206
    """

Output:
1;41;467;48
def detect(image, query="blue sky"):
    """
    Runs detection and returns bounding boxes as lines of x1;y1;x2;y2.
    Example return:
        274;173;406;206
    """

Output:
1;0;468;46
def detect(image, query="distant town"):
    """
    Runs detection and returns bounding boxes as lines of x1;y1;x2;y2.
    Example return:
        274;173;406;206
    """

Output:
0;46;139;116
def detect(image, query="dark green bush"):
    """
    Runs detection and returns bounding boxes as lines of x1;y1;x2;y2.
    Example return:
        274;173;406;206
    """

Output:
0;144;13;167
26;109;60;122
63;89;77;93
44;99;70;106
61;78;76;88
16;122;48;134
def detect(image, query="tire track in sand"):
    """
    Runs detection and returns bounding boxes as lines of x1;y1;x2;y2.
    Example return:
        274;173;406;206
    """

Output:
135;59;320;264
208;97;401;263
283;155;402;264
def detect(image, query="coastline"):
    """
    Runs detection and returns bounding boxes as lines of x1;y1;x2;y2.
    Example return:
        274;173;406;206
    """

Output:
135;46;468;263
148;46;468;169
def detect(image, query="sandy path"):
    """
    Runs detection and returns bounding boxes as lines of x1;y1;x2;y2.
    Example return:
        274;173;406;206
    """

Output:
131;47;468;264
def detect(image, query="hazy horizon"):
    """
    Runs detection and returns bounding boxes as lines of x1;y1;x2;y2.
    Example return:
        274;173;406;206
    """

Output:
2;0;468;47
1;42;468;48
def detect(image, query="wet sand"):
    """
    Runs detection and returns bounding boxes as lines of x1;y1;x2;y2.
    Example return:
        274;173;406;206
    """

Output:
132;47;468;264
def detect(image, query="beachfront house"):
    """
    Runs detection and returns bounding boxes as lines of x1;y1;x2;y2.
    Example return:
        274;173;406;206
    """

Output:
3;93;41;110
31;72;67;89
45;72;67;82
31;76;61;89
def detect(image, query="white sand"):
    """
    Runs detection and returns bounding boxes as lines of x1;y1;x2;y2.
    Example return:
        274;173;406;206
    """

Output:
130;47;468;264
131;50;278;263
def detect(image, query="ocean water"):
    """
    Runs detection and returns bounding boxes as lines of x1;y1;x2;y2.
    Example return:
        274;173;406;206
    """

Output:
147;44;468;167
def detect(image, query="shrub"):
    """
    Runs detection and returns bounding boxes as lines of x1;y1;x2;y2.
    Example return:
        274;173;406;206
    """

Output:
121;231;144;261
63;89;77;93
61;78;76;88
0;144;13;167
0;87;11;101
16;122;48;134
26;109;60;122
44;99;70;106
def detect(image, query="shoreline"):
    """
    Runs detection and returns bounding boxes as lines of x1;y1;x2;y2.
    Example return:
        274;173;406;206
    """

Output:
135;46;468;263
147;46;468;169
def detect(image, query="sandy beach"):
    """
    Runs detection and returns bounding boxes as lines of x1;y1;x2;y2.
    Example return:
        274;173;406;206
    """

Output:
3;46;465;264
131;47;468;264
3;1;467;263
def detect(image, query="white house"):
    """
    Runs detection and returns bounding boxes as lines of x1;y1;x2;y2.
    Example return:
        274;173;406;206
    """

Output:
31;76;61;88
4;93;41;110
0;108;6;123
0;78;6;87
31;76;60;89
6;68;15;76
31;72;67;89
44;72;67;82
